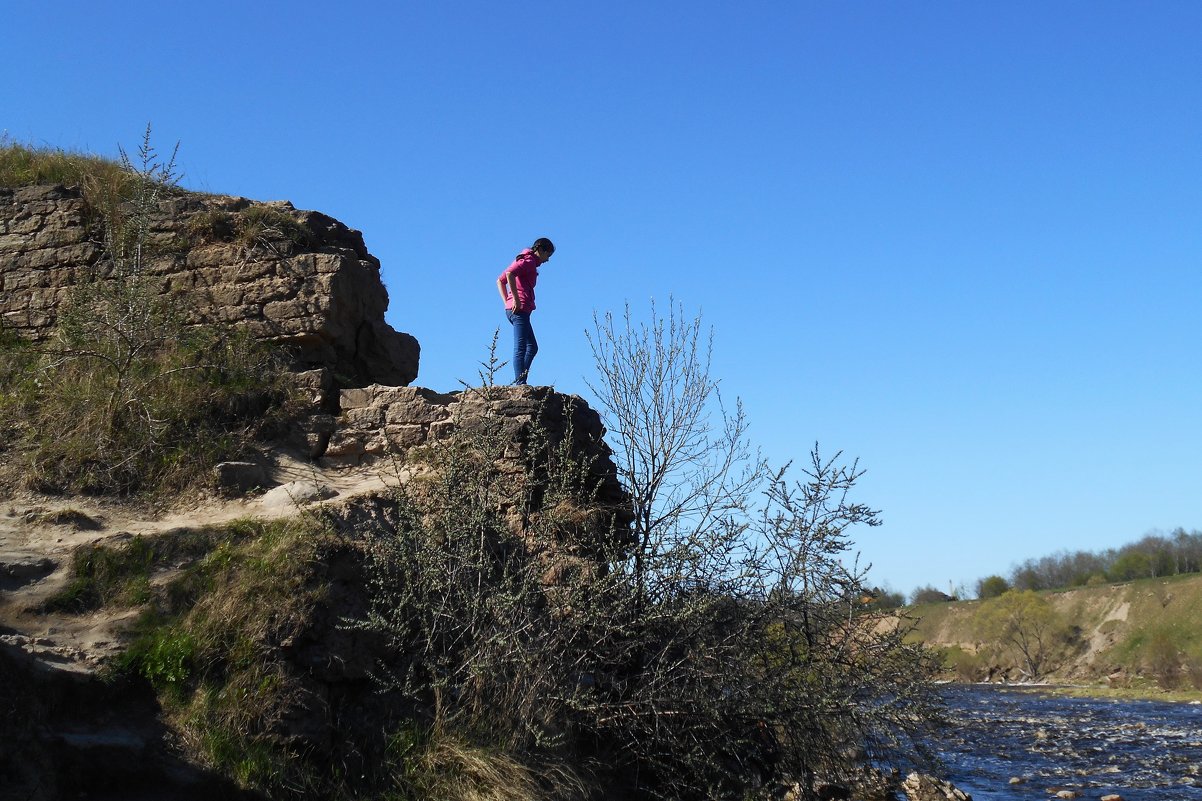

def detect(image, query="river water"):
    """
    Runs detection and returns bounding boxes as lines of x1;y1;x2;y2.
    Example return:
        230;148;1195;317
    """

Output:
934;684;1202;800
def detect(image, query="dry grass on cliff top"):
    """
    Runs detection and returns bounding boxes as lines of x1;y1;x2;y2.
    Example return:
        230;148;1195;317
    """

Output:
1;140;316;265
0;138;132;191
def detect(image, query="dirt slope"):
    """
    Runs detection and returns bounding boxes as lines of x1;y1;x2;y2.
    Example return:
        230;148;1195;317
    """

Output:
0;451;399;675
906;575;1202;683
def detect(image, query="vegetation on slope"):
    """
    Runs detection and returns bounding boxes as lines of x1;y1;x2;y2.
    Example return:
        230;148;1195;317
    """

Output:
363;390;944;800
53;384;936;800
908;574;1202;694
0;131;296;495
60;517;363;795
904;529;1202;607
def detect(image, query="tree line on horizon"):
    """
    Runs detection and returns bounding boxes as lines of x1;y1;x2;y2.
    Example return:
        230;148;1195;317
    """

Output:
898;527;1202;605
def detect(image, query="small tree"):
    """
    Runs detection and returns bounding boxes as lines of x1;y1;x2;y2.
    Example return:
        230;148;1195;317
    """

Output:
586;299;763;601
1107;550;1153;582
910;585;954;605
977;589;1065;680
18;128;288;493
864;586;906;611
976;575;1010;599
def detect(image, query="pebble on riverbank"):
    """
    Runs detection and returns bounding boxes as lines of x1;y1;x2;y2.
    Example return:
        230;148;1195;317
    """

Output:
900;772;971;801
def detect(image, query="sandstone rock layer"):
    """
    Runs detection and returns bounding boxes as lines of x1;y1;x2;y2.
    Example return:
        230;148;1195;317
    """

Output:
0;184;418;387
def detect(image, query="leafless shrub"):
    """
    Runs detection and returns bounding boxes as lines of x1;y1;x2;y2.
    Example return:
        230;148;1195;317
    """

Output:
357;302;940;800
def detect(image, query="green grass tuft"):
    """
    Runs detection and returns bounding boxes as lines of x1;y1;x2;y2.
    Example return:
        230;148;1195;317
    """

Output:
237;205;315;250
42;528;236;613
101;516;340;795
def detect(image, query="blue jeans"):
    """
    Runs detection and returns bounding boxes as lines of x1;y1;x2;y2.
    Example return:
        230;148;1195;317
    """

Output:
506;310;538;384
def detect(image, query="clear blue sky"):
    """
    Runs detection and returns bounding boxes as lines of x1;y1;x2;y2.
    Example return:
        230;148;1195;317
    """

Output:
8;1;1200;597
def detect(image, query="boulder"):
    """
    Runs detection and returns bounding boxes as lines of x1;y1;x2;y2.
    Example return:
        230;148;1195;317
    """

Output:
322;384;634;553
261;480;338;510
901;772;972;801
213;461;273;495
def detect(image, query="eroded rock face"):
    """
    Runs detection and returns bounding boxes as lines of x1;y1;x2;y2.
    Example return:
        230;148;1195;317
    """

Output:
0;383;635;798
0;184;418;387
325;384;633;535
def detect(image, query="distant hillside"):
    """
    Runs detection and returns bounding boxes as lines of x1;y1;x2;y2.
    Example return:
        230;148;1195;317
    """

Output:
905;572;1202;691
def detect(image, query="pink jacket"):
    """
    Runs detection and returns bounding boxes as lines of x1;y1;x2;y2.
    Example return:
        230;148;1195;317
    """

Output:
499;249;540;312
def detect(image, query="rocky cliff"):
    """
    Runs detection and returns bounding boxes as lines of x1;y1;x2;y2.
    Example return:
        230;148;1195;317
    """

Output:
0;381;628;801
0;184;418;387
0;179;634;800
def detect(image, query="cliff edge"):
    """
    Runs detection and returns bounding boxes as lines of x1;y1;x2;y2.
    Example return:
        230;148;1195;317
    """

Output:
0;174;633;799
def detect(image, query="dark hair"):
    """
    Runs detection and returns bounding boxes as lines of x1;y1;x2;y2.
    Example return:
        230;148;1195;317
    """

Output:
531;237;555;256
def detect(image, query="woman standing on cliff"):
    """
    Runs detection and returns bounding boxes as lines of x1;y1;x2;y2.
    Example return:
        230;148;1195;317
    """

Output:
496;237;555;385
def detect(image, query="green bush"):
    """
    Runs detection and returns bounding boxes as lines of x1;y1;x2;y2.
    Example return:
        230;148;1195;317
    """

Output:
940;646;985;682
1185;645;1202;690
1109;551;1153;582
911;585;954;605
863;587;906;610
976;575;1009;599
1144;626;1183;689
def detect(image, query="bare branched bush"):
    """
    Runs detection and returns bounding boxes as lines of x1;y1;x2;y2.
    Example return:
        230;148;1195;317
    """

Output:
358;302;940;800
580;300;938;795
358;393;612;747
586;299;761;601
569;449;940;798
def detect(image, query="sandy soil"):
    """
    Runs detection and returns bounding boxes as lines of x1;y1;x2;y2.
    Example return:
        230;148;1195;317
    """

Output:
0;451;403;674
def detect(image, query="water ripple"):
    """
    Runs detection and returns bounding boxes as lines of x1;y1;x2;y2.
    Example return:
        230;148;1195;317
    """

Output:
934;685;1202;800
